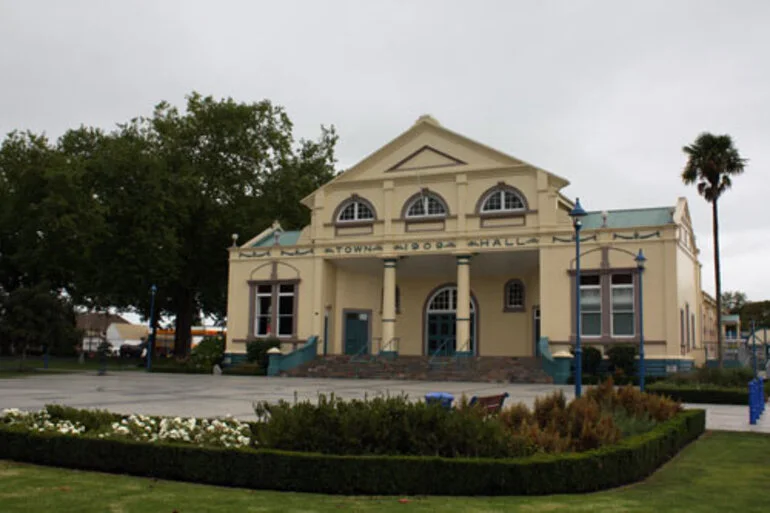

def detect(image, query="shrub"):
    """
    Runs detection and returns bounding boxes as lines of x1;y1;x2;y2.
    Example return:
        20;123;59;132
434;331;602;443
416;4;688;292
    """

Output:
0;409;706;496
191;336;224;369
571;346;603;376
254;394;533;458
246;338;281;369
606;345;636;376
647;382;770;404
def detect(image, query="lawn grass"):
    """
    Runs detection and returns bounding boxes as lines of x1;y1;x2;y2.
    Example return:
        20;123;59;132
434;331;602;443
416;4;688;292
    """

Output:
1;431;769;512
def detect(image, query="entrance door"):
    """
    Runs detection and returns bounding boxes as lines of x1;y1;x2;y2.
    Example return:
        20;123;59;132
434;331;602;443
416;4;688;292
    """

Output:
533;307;541;356
344;311;370;355
425;285;476;356
427;313;456;356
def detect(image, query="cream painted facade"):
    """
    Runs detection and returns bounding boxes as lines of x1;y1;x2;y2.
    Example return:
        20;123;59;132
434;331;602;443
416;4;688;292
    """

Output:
226;116;705;364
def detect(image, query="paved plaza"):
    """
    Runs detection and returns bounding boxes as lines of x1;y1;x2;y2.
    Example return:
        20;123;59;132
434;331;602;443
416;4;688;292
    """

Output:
1;372;768;433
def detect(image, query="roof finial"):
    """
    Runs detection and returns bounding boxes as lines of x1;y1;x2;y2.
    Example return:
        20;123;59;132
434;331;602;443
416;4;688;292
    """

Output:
415;114;440;126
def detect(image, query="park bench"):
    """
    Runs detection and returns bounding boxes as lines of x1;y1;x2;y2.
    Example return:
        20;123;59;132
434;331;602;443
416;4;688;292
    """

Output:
469;392;509;414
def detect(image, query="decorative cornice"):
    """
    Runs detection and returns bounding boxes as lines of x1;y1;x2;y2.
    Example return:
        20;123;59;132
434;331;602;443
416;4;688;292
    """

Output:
552;234;597;244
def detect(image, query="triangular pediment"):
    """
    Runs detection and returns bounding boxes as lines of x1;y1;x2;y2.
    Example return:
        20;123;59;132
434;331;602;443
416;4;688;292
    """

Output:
301;115;570;207
388;145;466;171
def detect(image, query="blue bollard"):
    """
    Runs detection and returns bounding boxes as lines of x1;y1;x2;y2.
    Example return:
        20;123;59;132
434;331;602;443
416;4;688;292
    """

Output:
749;378;765;425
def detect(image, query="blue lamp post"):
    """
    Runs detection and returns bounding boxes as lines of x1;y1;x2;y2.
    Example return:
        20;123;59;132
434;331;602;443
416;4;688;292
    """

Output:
569;198;587;397
146;284;157;372
635;249;647;392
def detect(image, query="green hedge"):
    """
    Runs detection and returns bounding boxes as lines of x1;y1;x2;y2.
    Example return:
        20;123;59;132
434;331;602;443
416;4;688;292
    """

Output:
647;382;770;405
0;410;705;495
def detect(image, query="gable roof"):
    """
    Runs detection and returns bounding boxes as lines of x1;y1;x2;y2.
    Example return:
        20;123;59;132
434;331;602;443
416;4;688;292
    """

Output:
252;230;302;248
301;115;570;207
581;207;675;230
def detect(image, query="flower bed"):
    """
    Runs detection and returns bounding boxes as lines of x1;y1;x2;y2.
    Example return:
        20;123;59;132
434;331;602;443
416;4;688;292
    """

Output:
1;407;253;450
0;408;706;495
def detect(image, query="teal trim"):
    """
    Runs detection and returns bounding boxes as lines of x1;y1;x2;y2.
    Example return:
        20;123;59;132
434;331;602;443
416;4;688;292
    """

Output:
252;230;302;248
379;350;398;360
223;353;249;365
581;207;673;230
539;337;572;384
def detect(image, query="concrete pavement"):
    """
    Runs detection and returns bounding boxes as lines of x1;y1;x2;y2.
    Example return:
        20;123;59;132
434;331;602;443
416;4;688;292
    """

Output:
0;372;767;433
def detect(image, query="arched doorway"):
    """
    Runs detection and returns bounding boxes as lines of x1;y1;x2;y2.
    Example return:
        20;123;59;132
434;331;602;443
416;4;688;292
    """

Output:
424;285;477;356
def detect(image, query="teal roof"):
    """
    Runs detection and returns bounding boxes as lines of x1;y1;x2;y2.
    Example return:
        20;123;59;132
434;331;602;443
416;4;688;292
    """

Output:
722;314;740;323
252;230;302;247
581;207;674;230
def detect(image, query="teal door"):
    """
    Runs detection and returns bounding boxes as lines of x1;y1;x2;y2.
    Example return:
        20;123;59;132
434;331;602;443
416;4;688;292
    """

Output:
344;311;369;355
427;313;456;356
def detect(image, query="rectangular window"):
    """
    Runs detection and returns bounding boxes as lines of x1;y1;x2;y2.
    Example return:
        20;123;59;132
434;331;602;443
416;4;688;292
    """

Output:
680;309;685;349
691;313;696;349
579;275;601;337
685;304;691;350
252;282;297;338
277;284;295;337
255;285;273;337
611;274;634;337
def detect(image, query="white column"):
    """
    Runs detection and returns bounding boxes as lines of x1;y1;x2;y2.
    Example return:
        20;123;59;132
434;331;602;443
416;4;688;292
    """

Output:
381;258;397;353
456;254;472;354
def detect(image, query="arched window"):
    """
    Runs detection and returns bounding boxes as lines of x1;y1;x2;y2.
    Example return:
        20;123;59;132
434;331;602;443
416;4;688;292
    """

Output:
478;185;527;214
335;197;375;223
504;279;525;312
404;192;448;218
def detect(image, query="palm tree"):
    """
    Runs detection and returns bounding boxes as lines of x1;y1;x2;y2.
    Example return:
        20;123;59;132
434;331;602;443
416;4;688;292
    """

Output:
682;133;747;368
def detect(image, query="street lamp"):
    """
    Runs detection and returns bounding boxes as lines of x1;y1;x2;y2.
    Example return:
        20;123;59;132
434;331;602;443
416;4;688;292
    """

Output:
146;284;157;372
569;198;587;397
635;249;647;392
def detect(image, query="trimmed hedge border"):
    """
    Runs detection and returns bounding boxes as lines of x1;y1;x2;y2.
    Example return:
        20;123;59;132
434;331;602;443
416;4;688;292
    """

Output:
0;409;705;495
648;383;770;405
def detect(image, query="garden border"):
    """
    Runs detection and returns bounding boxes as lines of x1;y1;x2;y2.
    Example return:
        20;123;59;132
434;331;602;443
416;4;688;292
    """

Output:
0;409;705;495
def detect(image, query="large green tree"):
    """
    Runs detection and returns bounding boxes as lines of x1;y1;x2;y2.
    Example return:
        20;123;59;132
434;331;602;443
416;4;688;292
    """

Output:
682;133;747;368
60;93;337;355
721;290;748;314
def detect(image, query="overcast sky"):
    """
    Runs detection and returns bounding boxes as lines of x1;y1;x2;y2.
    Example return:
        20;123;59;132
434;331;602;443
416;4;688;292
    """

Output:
1;0;768;302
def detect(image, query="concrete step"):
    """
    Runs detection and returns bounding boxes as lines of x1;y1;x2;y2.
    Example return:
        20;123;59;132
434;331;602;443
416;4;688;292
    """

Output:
284;355;553;383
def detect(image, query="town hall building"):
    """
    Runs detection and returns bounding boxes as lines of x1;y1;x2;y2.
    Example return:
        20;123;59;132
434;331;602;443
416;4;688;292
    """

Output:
225;115;704;375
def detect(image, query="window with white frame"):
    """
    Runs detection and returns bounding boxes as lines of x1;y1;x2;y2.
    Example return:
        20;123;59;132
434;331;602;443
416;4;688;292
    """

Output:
480;188;526;214
336;199;375;223
405;193;447;218
254;285;273;337
611;274;634;337
504;279;525;311
580;275;602;337
252;282;297;338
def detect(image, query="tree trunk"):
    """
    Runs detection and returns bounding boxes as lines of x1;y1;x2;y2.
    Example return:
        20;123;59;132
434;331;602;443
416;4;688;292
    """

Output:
174;289;195;357
712;199;724;369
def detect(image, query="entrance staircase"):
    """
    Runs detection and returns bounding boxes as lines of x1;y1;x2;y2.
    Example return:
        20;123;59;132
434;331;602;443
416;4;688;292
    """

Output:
282;355;553;383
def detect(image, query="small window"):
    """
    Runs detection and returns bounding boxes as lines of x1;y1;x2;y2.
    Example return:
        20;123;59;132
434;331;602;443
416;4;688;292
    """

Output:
480;187;526;214
336;199;375;223
504;279;525;311
254;286;273;337
579;274;601;336
405;193;447;218
611;273;634;337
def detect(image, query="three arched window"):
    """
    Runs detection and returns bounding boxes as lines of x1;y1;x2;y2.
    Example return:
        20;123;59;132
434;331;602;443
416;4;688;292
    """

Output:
404;192;448;219
332;184;528;224
479;186;527;214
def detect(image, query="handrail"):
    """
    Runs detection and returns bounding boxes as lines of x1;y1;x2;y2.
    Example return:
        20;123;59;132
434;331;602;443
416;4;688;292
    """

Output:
350;342;370;363
428;338;453;365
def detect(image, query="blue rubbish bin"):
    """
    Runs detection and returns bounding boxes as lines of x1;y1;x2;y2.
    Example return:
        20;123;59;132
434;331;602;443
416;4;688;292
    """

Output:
425;392;454;409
